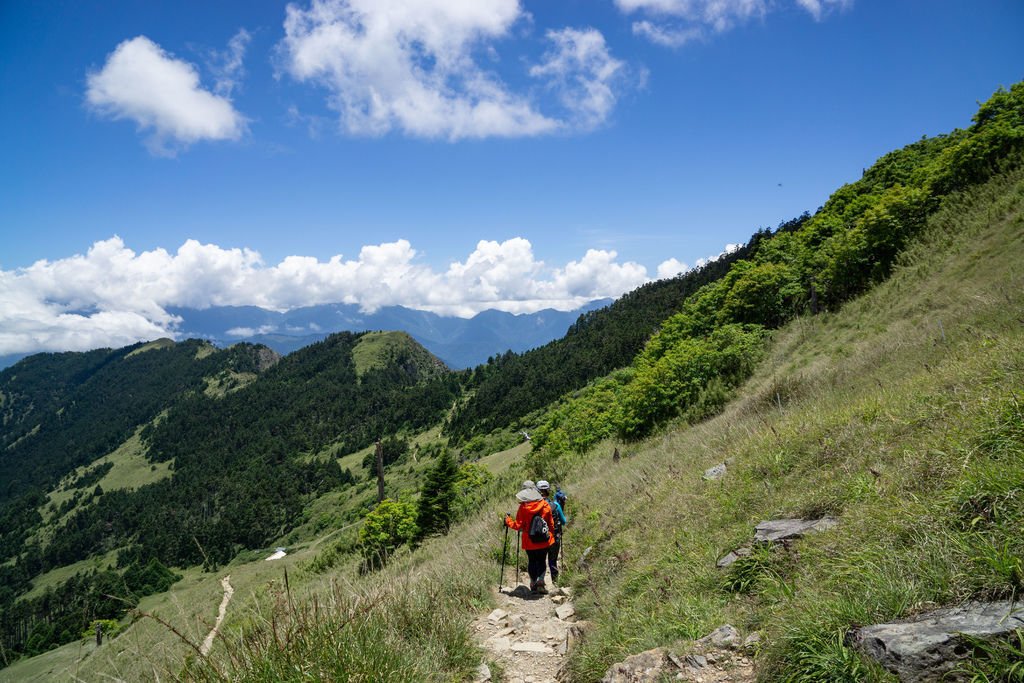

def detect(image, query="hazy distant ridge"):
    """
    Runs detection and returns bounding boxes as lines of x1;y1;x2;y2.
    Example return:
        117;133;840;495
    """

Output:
167;301;611;368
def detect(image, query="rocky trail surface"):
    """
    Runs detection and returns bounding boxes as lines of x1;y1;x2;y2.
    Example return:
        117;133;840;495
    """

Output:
473;569;582;683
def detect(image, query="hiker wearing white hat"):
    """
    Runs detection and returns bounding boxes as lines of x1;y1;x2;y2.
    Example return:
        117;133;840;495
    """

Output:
505;480;555;593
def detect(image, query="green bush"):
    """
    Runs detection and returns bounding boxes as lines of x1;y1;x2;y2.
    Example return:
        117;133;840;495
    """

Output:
357;499;418;568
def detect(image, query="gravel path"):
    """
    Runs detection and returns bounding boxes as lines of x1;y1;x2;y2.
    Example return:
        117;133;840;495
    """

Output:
473;569;579;683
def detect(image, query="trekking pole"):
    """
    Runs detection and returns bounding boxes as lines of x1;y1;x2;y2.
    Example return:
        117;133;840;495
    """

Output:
515;531;521;586
499;522;509;592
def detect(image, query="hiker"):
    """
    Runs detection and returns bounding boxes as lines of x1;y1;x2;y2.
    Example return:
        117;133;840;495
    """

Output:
537;480;567;583
504;480;555;594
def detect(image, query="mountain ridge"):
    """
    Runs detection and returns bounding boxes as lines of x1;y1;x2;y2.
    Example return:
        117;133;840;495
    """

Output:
165;300;611;369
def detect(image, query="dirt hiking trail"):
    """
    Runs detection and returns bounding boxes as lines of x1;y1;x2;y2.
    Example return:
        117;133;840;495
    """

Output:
473;568;581;683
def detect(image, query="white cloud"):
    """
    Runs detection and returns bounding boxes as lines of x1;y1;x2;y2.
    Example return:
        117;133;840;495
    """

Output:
86;35;247;155
278;0;630;139
211;29;252;97
529;28;628;130
657;257;689;279
618;0;850;46
631;20;703;48
226;325;277;337
616;0;768;33
794;0;852;21
0;236;665;355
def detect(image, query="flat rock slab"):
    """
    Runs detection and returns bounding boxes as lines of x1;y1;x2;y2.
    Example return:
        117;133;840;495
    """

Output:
488;608;509;623
753;517;838;543
512;641;552;654
849;601;1024;683
555;604;576;621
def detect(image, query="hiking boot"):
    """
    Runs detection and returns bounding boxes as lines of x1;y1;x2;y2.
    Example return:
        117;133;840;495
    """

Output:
535;581;548;594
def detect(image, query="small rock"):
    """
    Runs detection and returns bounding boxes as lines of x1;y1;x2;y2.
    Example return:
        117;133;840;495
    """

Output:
512;641;551;654
577;546;594;569
698;625;740;650
557;586;573;598
510;614;527;629
601;647;669;682
716;546;751;569
742;632;762;651
703;463;727;481
555;604;576;621
684;654;707;669
487;608;509;624
475;662;492;682
703;651;718;664
552;595;567;604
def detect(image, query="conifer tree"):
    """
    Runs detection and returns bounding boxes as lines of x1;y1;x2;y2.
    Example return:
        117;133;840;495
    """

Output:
416;449;459;537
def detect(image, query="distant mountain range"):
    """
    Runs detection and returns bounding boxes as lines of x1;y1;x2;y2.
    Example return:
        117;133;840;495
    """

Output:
165;300;612;369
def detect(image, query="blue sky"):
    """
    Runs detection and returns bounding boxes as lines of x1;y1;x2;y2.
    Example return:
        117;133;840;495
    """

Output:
0;0;1021;355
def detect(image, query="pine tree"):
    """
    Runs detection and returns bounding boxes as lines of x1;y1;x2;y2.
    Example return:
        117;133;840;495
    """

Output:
416;449;459;537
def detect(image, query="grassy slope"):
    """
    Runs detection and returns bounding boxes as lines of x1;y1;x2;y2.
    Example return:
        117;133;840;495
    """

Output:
8;165;1021;681
555;161;1024;680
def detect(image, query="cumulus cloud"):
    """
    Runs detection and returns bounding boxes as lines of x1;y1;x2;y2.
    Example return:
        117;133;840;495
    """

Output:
529;28;629;131
0;236;668;355
86;35;247;155
657;257;689;279
277;0;630;139
617;0;850;47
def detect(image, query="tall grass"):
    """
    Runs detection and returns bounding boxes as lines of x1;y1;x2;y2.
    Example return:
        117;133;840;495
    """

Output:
552;162;1024;681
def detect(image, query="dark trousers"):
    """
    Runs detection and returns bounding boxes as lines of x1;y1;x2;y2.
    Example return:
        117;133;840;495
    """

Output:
548;535;561;579
526;548;548;584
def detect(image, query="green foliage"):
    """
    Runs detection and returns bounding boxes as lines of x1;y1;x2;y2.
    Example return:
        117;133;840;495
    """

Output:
451;462;495;519
416;450;459;537
619;323;766;438
954;629;1024;682
81;618;124;642
358;498;419;567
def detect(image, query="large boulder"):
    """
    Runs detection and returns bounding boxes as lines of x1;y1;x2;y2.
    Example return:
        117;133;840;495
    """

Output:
848;601;1024;682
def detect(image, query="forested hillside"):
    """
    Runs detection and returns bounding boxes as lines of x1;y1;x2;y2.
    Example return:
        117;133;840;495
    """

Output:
0;331;458;660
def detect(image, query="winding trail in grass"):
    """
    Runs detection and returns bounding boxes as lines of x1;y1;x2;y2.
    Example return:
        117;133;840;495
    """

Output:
473;568;577;683
199;575;234;657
